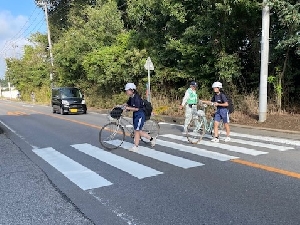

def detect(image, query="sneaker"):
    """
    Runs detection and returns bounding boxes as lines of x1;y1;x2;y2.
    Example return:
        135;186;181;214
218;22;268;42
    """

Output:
129;145;139;152
150;137;156;147
224;137;231;142
211;137;219;143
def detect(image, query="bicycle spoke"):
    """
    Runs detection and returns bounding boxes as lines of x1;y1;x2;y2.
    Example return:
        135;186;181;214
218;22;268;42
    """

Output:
187;118;206;144
141;119;160;143
99;123;125;150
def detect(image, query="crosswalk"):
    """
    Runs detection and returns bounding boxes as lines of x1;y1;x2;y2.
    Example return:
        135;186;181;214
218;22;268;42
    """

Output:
32;132;297;191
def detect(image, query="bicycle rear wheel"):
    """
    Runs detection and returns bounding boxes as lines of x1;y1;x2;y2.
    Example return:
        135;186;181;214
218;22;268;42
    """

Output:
141;119;160;143
187;118;205;144
99;122;125;150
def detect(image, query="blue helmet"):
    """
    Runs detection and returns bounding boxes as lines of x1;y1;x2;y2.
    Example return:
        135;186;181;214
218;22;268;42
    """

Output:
190;81;197;86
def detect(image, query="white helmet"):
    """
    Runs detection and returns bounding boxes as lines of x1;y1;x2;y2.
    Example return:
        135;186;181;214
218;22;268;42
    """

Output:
124;83;136;90
212;81;222;89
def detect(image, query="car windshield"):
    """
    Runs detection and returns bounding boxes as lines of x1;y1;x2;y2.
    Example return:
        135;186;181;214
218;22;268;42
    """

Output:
61;88;82;98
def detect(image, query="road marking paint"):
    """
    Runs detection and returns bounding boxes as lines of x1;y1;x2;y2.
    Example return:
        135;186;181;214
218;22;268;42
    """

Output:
72;143;163;179
230;131;300;146
226;138;293;151
231;159;300;179
161;134;268;156
155;138;238;161
107;140;204;168
32;147;112;190
7;111;28;116
158;122;300;147
3;103;296;151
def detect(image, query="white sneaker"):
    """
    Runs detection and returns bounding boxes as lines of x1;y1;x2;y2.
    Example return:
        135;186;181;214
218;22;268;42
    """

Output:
224;137;231;142
150;137;156;147
129;145;139;152
211;137;219;143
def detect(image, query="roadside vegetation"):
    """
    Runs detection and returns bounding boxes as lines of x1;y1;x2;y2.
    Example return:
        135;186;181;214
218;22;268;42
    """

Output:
3;0;300;120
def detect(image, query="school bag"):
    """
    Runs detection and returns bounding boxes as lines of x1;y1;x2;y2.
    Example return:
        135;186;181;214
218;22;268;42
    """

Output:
220;92;234;114
143;99;153;120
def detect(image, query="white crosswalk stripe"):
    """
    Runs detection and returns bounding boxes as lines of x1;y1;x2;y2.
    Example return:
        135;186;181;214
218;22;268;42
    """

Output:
159;122;299;147
155;139;238;161
71;143;163;179
227;138;293;151
32;147;112;190
229;132;300;146
202;133;294;151
106;140;204;168
32;130;297;191
161;134;268;156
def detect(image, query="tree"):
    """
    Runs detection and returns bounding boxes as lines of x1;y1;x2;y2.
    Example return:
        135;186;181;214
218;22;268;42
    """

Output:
5;33;50;95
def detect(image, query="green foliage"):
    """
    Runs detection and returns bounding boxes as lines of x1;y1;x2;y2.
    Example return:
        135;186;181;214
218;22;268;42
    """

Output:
215;52;242;83
4;0;300;111
5;33;51;97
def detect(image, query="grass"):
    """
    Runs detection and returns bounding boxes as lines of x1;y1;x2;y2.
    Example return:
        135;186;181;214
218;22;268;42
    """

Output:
8;86;299;121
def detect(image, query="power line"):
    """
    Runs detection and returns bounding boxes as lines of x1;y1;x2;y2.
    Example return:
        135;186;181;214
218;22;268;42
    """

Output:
0;8;45;57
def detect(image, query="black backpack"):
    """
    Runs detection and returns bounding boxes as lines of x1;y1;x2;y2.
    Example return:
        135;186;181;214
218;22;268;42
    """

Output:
220;92;234;114
143;99;153;120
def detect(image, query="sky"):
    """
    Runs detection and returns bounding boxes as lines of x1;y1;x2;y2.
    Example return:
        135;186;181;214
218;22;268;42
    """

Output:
0;0;46;79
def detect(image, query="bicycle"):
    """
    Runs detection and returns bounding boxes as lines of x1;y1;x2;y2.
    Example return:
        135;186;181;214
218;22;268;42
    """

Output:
186;103;224;144
99;106;160;150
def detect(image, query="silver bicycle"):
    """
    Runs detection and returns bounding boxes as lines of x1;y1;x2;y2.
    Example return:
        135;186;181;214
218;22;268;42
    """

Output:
186;104;224;144
99;106;160;150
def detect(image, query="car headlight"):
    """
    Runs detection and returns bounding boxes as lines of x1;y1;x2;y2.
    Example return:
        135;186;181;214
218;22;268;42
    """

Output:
62;100;69;105
81;99;86;104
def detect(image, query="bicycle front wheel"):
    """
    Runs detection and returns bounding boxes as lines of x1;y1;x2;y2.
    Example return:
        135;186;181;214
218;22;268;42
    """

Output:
187;118;205;144
99;123;125;150
141;119;160;143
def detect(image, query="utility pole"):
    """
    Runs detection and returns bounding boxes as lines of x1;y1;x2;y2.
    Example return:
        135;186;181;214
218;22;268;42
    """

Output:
258;0;270;122
38;0;54;88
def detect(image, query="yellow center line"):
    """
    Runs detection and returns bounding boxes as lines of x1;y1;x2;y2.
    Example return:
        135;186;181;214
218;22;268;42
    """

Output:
3;103;300;179
2;103;132;136
231;159;300;179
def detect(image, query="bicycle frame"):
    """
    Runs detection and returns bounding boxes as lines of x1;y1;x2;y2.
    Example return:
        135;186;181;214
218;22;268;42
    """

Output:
100;109;160;150
187;104;225;144
108;114;135;138
192;104;214;134
199;116;214;135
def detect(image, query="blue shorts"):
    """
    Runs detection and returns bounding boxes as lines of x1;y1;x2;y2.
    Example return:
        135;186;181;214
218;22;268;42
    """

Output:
214;108;229;123
133;111;145;130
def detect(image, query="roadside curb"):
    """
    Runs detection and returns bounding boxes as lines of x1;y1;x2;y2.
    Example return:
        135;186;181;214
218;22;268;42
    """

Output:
90;108;300;135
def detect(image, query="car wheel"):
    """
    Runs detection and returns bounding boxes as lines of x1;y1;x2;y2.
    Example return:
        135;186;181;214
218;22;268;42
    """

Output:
60;107;65;115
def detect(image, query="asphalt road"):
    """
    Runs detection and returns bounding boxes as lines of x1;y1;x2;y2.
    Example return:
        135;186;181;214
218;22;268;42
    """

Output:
0;99;300;225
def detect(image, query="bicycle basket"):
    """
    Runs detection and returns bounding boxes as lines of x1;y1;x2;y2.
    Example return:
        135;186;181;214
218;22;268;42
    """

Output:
110;107;123;119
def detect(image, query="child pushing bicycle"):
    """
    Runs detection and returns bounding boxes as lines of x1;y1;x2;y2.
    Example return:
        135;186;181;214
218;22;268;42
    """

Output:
200;81;231;143
123;83;156;152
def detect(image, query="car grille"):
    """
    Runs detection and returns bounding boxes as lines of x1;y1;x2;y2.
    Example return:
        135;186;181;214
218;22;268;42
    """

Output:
70;104;82;108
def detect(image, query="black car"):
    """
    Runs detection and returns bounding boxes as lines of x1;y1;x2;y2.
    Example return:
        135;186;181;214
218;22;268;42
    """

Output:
51;87;87;115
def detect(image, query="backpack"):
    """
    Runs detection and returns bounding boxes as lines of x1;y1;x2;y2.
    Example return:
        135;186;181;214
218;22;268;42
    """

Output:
143;99;153;120
220;92;234;114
